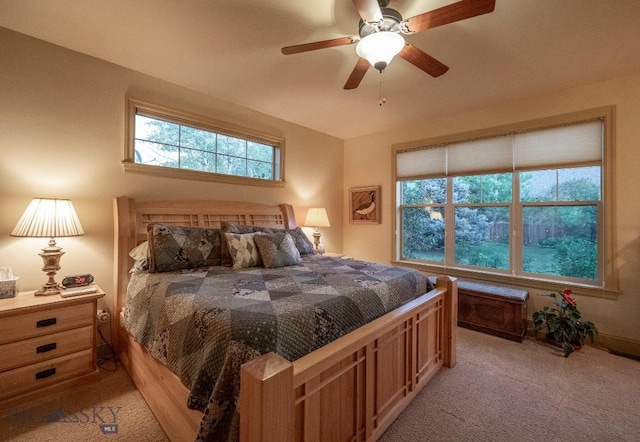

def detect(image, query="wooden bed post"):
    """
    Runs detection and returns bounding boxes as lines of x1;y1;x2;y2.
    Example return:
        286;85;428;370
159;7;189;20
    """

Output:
437;276;458;368
113;196;137;357
279;204;297;230
240;352;294;442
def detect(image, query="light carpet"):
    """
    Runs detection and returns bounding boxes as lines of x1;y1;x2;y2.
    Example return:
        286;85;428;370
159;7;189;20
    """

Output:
380;328;640;442
1;361;168;442
2;327;639;441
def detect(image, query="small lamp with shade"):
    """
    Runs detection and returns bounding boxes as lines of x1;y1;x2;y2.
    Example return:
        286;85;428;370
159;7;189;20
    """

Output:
303;208;330;254
11;198;84;296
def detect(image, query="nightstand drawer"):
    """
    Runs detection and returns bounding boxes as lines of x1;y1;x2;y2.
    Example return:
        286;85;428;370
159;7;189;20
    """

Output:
0;303;94;345
0;348;94;400
0;325;93;371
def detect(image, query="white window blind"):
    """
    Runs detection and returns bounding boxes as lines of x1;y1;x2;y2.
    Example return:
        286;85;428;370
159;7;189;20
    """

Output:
396;119;603;179
396;147;446;178
447;136;513;175
514;120;602;169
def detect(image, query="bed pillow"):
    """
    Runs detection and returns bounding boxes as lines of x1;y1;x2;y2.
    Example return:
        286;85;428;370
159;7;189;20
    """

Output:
147;223;222;273
128;240;149;273
220;222;279;266
225;232;264;270
254;232;301;268
286;227;316;255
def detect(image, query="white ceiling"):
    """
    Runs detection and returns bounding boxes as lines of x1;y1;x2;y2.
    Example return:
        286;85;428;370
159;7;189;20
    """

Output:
2;0;640;140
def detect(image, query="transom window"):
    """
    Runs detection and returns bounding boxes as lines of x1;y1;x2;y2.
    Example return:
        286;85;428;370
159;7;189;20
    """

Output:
393;108;617;297
124;98;284;186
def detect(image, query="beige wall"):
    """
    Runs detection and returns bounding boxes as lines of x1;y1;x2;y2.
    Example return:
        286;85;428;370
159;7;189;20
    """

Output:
344;73;640;354
3;25;639;356
0;28;344;314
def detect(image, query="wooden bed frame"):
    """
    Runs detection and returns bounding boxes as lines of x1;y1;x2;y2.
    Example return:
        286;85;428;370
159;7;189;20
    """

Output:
113;196;457;442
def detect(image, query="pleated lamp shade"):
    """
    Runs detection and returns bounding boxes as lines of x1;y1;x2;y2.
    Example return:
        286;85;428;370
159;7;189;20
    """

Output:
303;208;330;228
11;198;84;238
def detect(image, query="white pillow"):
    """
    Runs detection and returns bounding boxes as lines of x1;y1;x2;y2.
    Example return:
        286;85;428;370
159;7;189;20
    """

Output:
129;241;149;273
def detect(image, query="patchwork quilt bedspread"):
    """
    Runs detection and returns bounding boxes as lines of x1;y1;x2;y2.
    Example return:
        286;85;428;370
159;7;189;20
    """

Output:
123;254;431;441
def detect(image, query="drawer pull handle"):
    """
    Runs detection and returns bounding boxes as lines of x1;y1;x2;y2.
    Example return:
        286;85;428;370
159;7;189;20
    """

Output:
36;318;57;328
36;343;57;353
35;368;56;380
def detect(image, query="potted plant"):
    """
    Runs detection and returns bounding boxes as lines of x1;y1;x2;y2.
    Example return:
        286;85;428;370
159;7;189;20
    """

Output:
532;289;598;357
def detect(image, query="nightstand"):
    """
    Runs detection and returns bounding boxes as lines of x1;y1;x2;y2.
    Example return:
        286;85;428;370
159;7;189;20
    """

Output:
0;285;104;409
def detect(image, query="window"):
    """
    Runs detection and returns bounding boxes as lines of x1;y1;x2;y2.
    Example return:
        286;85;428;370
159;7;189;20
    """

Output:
394;108;617;297
124;98;284;186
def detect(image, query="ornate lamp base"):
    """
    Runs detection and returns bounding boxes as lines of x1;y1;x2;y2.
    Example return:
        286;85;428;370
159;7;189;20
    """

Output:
35;239;64;296
35;280;62;296
312;230;324;255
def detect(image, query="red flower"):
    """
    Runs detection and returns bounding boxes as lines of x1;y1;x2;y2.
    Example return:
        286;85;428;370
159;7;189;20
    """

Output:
562;289;577;306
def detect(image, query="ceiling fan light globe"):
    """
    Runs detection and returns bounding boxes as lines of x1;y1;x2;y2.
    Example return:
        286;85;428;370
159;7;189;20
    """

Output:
356;31;404;71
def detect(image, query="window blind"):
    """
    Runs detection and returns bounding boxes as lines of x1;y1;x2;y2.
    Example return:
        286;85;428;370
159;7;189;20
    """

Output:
514;121;602;169
396;119;603;179
396;147;446;178
447;136;513;175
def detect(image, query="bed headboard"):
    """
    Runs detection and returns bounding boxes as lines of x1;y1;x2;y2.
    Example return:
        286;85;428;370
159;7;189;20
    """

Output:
112;197;297;351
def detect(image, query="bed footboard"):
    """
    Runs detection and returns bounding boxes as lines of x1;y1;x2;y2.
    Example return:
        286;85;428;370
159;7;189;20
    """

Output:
240;275;457;442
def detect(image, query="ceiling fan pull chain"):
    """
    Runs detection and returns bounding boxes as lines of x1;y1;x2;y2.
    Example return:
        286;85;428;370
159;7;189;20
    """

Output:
379;70;386;106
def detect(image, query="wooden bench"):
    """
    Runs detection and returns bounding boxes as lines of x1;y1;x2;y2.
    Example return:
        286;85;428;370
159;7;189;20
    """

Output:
456;280;529;342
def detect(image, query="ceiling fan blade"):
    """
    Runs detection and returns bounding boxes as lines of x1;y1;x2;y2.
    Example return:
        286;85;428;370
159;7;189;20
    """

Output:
344;58;370;90
399;43;449;77
404;0;495;33
352;0;383;23
282;36;357;55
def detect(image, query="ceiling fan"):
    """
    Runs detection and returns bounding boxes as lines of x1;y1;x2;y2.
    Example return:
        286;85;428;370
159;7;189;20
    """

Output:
281;0;496;90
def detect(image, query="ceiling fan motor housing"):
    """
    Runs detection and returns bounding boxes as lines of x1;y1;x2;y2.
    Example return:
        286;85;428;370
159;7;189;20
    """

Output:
358;7;403;38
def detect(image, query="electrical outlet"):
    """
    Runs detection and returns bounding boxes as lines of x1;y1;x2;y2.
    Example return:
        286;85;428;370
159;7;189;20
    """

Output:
97;309;111;323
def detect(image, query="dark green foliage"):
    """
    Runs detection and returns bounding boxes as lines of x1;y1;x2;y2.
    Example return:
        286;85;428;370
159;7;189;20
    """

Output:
554;238;597;280
401;171;599;280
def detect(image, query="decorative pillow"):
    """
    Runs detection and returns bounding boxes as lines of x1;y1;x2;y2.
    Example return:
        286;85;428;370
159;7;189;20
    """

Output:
128;240;149;273
254;232;301;268
147;223;222;273
220;222;278;266
225;232;264;270
286;227;316;255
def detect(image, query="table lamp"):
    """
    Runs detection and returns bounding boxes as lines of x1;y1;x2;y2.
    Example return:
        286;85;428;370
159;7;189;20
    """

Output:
303;207;330;254
11;198;85;295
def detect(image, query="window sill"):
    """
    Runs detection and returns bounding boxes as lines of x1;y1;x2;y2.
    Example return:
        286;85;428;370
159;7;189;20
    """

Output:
392;259;620;300
122;161;285;188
